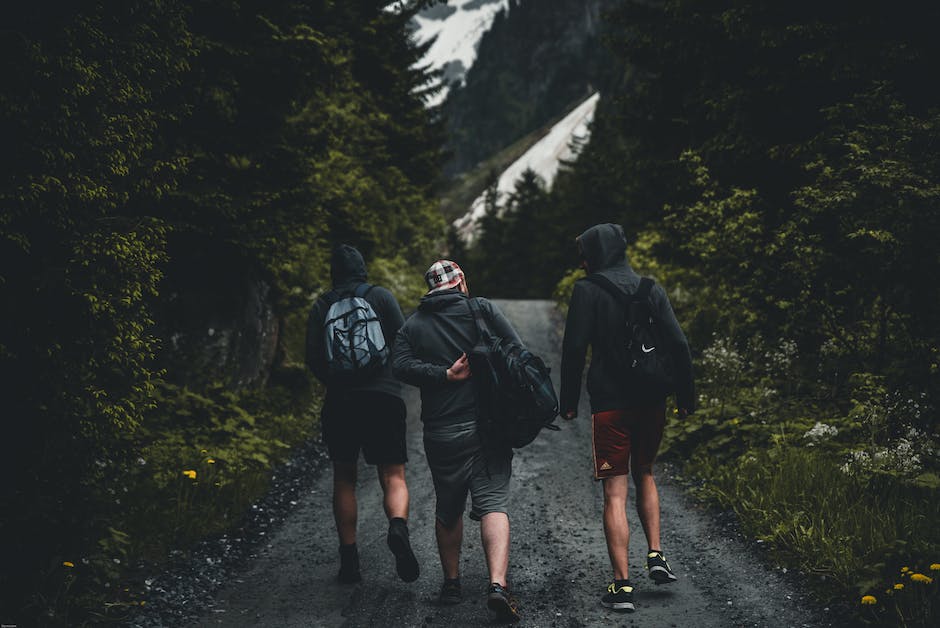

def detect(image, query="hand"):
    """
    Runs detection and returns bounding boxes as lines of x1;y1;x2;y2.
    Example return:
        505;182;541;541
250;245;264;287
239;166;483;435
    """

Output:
446;353;471;382
563;410;577;421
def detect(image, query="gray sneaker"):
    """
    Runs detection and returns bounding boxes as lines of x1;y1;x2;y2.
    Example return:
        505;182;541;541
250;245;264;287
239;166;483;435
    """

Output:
601;581;635;611
646;550;678;584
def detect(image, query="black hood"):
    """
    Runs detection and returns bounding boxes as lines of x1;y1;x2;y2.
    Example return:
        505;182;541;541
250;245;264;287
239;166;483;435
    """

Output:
331;244;367;286
418;288;466;312
577;223;627;272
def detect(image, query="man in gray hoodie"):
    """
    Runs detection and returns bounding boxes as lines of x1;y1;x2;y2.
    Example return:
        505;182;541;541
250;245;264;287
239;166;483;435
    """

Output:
393;260;521;624
306;244;419;585
560;223;695;613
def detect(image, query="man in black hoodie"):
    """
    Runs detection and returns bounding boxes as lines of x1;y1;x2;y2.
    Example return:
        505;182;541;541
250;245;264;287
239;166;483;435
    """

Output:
560;223;695;613
393;260;522;624
306;244;419;585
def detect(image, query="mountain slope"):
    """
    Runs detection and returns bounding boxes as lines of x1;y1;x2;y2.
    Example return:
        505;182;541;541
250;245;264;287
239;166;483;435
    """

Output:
440;0;616;176
453;92;599;243
411;0;508;107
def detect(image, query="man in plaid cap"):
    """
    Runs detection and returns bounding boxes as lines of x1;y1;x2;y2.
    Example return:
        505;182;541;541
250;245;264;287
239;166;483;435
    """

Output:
393;260;523;623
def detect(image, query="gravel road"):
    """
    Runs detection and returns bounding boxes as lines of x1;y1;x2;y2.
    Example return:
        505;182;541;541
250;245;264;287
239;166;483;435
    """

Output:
181;299;845;628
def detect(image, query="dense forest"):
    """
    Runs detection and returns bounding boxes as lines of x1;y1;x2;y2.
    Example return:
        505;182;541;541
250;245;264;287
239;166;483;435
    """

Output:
0;0;444;623
466;0;940;623
3;0;939;624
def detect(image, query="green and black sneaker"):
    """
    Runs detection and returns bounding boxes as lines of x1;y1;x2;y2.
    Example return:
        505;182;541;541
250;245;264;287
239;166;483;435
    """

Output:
601;580;635;612
646;550;678;584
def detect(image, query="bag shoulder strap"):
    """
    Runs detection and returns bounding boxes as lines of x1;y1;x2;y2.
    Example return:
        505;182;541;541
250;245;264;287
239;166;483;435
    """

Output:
353;283;374;299
319;289;340;310
636;277;654;303
583;274;654;307
467;297;492;344
583;274;630;306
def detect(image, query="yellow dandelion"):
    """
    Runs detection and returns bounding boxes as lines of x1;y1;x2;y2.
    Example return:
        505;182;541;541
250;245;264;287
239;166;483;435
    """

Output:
911;573;933;584
861;595;877;605
200;449;208;454
930;563;940;572
894;583;904;591
207;458;216;464
183;469;197;479
901;566;910;573
63;561;74;568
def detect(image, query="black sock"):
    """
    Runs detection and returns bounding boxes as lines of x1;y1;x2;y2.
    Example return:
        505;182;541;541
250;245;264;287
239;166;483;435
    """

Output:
390;517;407;527
339;542;357;557
614;578;631;588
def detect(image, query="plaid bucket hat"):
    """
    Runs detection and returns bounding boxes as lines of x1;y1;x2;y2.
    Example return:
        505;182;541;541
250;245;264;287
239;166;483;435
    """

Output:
424;259;465;294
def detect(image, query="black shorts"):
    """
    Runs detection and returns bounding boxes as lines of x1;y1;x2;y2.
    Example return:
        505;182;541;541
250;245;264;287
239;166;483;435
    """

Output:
321;391;408;465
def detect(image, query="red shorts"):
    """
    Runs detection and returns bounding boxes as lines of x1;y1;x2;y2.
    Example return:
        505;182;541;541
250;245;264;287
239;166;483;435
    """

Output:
591;404;666;479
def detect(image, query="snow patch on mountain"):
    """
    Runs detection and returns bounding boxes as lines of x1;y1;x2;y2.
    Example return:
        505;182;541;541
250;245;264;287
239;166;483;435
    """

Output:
411;0;508;107
454;92;600;244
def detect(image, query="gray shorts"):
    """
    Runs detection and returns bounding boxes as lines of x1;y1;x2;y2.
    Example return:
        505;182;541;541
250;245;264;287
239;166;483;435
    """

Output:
423;419;513;526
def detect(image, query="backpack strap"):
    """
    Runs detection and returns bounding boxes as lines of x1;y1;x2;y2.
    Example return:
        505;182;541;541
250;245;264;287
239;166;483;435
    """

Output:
467;297;492;344
353;283;374;298
636;277;654;302
583;274;654;307
583;274;630;306
319;289;340;309
317;284;374;317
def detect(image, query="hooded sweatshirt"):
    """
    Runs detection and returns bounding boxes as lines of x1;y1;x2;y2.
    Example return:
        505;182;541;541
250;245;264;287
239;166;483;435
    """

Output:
392;289;521;426
305;244;404;400
560;223;695;414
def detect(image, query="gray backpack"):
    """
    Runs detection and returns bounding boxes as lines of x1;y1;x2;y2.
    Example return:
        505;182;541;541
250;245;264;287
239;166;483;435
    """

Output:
322;284;388;379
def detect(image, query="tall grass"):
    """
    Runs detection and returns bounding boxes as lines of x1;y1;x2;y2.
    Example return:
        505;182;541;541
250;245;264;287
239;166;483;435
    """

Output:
692;446;940;626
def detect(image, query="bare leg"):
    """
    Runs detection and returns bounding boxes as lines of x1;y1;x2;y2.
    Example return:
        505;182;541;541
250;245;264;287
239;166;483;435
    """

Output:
632;464;661;551
333;462;358;545
602;475;630;580
377;463;409;521
436;517;463;580
480;512;510;586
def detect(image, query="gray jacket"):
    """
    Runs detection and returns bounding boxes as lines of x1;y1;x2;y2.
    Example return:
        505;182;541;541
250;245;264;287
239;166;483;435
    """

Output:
393;289;521;425
560;223;695;414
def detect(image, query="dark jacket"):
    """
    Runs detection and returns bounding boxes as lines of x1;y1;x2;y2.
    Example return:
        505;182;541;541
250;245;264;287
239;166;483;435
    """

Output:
305;244;404;400
560;223;695;414
392;289;521;426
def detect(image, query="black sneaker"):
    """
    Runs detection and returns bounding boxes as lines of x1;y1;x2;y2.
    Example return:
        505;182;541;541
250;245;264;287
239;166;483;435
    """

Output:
387;518;420;583
601;581;635;612
646;550;678;584
438;578;462;605
337;543;361;584
486;583;520;624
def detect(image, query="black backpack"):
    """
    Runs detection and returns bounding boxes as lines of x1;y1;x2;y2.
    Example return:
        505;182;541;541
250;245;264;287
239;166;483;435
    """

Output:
466;298;560;449
584;274;675;400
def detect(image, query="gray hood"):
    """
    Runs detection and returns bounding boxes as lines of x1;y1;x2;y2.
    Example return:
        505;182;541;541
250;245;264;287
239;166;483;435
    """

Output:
330;244;367;286
577;223;628;272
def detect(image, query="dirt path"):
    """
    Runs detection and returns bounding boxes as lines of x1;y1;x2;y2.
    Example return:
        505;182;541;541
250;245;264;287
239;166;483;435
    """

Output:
194;300;840;627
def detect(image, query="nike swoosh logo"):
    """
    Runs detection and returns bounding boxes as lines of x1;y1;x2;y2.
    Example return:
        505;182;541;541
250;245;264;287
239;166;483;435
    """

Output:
641;344;655;353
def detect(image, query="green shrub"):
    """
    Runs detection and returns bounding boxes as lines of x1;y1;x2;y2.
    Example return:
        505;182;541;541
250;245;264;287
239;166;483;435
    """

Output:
691;446;939;626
